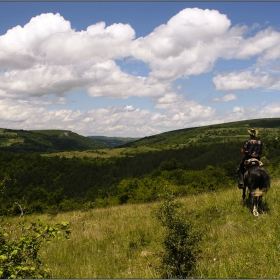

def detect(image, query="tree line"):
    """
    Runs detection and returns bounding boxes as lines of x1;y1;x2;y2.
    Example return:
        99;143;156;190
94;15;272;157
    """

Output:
0;137;279;216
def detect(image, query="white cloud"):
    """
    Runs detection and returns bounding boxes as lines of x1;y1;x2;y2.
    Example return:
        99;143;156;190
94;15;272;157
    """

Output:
131;8;235;81
258;103;280;117
0;13;72;69
235;27;280;61
87;60;171;99
213;71;276;91
0;13;135;69
1;9;280;100
0;96;279;137
0;13;141;99
212;94;238;102
153;93;217;129
0;8;280;137
0;64;86;97
0;95;216;136
233;106;245;113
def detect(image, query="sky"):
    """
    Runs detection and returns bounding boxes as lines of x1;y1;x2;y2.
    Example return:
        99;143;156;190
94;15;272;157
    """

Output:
0;1;280;137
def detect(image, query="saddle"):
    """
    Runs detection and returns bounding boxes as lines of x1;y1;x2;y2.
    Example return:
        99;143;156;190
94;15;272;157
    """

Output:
244;158;264;171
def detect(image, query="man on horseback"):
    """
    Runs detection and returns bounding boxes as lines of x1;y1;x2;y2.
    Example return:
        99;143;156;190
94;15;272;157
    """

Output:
237;128;263;189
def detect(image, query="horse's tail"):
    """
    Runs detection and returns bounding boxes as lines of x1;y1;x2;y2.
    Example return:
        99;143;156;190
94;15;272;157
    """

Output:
246;167;270;196
250;167;270;196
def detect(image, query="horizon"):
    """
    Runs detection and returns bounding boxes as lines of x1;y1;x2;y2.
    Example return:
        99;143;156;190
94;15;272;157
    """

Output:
2;116;278;138
1;2;280;137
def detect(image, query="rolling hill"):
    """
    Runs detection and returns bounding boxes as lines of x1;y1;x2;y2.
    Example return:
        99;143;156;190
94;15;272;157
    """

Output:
1;118;279;153
88;136;140;147
0;128;109;153
119;118;280;148
1;117;280;225
1;117;280;279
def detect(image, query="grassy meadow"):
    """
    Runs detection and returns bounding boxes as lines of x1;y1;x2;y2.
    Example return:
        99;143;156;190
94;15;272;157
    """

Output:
3;178;280;278
41;146;162;159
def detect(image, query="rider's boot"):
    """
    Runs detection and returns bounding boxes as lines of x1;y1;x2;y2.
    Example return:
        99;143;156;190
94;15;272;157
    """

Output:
237;169;244;189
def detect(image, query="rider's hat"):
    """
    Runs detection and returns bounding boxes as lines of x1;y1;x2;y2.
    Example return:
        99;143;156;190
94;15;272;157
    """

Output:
248;128;258;137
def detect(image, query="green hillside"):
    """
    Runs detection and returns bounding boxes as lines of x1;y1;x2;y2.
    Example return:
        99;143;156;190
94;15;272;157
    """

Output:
3;179;280;278
1;118;279;153
88;135;140;147
0;128;109;153
1;118;280;278
120;118;280;148
1;117;280;216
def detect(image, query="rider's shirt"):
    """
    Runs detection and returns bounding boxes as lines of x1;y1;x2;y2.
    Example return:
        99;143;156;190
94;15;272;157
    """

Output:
242;137;263;158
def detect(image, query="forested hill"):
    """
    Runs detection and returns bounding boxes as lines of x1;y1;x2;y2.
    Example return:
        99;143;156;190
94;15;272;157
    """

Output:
1;118;279;153
1;117;280;216
119;118;280;149
0;128;109;153
88;136;140;148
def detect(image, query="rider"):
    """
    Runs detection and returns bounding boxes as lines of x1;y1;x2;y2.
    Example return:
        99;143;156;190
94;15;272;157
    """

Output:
237;128;263;189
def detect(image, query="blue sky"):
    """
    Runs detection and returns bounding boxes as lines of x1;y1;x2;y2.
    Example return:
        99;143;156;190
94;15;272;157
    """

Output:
0;2;280;137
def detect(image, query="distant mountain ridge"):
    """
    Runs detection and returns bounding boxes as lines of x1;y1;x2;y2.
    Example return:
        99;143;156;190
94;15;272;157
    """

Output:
118;118;280;149
88;136;140;148
1;118;279;153
0;128;109;153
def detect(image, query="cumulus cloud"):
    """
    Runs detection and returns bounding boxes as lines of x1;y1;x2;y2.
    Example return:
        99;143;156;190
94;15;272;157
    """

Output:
0;9;236;94
0;99;160;136
153;93;217;129
1;8;280;99
1;96;279;137
0;13;135;69
0;13;143;99
212;94;238;102
0;95;215;136
213;71;276;91
1;8;280;137
87;60;171;99
0;13;72;69
0;92;215;136
131;8;235;81
235;27;280;61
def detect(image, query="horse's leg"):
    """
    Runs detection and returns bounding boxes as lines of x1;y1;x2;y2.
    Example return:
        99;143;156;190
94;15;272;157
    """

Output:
258;195;263;211
252;196;259;217
242;186;246;203
247;190;252;208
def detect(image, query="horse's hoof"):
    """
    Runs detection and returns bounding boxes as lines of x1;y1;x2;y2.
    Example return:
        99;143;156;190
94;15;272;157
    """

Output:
253;210;259;217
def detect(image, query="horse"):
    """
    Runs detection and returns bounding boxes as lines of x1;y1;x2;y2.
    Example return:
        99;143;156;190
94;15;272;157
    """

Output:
242;158;270;216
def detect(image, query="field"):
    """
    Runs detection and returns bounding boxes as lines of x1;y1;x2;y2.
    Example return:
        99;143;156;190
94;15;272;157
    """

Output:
3;178;280;278
41;146;162;159
1;118;280;278
0;129;24;147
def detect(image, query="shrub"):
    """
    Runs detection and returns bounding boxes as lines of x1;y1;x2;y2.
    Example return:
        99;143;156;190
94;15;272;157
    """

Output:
155;191;202;278
0;220;71;279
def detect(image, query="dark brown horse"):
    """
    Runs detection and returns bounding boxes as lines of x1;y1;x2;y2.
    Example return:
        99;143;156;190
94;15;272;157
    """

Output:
242;159;270;216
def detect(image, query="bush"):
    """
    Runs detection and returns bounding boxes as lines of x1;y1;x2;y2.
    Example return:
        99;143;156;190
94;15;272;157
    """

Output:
0;220;71;279
155;191;202;278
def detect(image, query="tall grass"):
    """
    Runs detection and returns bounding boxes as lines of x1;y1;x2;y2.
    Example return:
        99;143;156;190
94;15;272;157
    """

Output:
194;178;280;278
3;179;280;278
11;203;164;278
